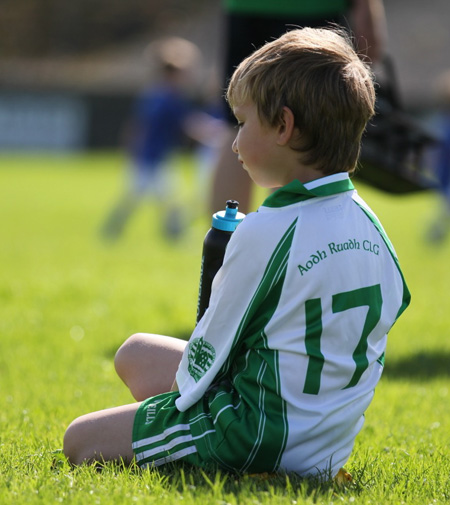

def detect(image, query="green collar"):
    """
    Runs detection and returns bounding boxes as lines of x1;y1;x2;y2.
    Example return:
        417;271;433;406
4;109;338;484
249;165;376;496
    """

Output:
262;175;354;208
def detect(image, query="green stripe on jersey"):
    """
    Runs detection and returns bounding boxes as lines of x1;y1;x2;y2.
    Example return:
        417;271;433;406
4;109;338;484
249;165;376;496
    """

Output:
353;200;411;320
234;220;296;471
218;218;298;378
212;218;297;472
263;178;354;208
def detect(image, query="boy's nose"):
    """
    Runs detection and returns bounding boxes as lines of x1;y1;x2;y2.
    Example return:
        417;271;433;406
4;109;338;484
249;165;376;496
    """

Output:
232;137;238;153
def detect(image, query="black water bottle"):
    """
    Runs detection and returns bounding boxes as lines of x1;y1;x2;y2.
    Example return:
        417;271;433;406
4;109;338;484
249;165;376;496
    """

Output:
196;200;245;323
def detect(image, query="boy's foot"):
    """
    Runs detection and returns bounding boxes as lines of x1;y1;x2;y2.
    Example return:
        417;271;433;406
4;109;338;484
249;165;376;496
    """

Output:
247;472;276;480
334;467;353;485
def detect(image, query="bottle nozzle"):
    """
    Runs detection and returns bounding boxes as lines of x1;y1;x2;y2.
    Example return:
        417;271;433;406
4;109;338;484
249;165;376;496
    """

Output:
212;200;245;231
224;200;239;220
226;200;239;209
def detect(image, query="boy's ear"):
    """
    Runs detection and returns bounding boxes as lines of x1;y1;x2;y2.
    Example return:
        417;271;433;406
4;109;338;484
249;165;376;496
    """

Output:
276;106;296;146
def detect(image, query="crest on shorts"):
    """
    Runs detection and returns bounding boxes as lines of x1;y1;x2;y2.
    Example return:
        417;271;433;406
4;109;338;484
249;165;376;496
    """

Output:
187;337;216;382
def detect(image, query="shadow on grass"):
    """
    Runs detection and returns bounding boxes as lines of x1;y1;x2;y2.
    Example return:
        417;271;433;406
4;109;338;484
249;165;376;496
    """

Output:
153;464;349;500
104;341;450;382
384;350;450;380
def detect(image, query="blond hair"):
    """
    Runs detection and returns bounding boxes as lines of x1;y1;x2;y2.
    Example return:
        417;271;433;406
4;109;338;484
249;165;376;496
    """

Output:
227;27;376;174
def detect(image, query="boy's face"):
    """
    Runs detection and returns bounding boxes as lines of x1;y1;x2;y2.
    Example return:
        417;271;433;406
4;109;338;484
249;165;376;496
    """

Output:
231;100;286;188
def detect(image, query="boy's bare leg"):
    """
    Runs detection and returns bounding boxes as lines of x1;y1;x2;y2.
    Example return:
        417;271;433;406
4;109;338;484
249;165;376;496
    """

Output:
64;334;186;466
63;403;139;466
114;333;187;401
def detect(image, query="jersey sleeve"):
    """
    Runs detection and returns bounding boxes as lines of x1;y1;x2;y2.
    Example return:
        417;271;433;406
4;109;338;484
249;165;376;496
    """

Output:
175;212;281;412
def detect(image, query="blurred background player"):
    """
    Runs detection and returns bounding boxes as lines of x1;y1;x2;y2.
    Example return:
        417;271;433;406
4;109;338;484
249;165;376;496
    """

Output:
101;36;226;240
426;70;450;243
210;0;388;214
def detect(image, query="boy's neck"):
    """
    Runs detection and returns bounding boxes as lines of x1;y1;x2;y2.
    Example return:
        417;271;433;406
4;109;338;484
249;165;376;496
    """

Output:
279;161;327;187
274;132;328;187
295;166;327;185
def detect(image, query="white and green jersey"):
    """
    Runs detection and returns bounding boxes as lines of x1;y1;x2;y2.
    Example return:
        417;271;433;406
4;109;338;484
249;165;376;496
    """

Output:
175;173;410;477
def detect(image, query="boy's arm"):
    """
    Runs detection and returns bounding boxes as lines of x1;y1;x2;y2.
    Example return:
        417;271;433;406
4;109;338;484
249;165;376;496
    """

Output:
174;214;280;412
350;0;388;64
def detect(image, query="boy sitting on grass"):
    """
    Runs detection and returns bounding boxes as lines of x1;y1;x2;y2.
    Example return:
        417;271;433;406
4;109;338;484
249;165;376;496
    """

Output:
64;27;410;479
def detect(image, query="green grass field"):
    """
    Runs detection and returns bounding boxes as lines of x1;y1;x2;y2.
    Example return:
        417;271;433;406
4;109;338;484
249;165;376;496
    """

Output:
1;151;449;504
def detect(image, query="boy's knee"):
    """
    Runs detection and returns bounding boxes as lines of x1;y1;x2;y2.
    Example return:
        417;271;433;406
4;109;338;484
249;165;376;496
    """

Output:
63;415;96;466
114;333;142;379
63;417;86;465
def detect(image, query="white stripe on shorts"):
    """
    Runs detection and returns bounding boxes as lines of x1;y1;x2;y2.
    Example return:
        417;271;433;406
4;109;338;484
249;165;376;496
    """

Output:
141;446;199;468
189;412;211;425
192;429;216;441
132;423;191;450
135;433;194;462
212;401;242;425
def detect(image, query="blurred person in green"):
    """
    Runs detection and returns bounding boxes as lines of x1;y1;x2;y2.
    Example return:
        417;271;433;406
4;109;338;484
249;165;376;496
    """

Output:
210;0;388;214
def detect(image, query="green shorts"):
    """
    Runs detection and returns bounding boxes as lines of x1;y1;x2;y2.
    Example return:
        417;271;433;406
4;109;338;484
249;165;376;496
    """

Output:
132;383;287;473
132;392;204;469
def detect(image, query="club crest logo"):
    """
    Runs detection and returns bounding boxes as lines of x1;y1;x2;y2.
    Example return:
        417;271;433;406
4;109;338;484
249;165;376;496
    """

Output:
187;337;216;382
